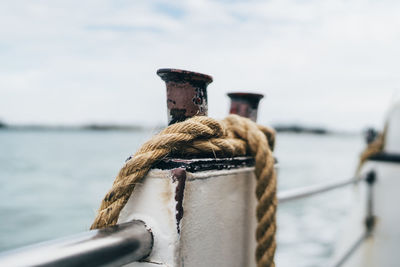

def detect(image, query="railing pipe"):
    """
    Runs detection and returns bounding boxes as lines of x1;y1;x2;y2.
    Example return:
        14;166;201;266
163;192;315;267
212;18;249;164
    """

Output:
278;177;361;203
330;170;377;267
0;220;153;267
157;68;213;125
330;231;369;267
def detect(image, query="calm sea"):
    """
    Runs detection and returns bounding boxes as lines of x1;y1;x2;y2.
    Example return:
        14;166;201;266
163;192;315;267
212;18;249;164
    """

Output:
0;129;364;266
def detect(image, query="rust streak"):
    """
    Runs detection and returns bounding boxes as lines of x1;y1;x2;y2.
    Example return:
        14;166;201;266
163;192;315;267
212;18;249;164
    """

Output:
171;168;187;234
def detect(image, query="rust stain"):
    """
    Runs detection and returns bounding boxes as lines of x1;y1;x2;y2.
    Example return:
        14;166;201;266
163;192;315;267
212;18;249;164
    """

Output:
171;168;187;234
160;179;174;230
169;108;187;125
161;186;173;204
227;92;264;122
157;68;212;125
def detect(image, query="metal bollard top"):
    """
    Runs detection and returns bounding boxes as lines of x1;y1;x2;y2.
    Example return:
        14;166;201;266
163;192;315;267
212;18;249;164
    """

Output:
227;92;264;122
157;68;213;125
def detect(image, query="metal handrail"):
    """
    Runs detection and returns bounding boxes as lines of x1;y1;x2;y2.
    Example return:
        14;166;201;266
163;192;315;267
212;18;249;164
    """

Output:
330;231;370;267
0;220;153;267
330;170;376;267
277;171;376;266
278;176;363;203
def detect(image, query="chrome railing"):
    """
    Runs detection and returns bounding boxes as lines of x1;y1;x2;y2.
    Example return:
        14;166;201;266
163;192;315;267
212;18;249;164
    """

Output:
329;231;370;267
0;220;153;267
277;170;377;267
278;176;362;203
330;171;376;267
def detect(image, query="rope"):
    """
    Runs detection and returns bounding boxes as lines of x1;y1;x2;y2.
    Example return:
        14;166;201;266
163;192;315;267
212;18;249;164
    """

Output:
356;125;387;174
90;114;277;267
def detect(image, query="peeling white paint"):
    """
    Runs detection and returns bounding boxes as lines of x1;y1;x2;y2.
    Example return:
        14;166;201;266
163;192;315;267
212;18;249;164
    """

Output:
119;167;258;267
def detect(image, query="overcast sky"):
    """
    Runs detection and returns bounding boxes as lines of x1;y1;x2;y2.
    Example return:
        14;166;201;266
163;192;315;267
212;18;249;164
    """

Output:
1;0;399;131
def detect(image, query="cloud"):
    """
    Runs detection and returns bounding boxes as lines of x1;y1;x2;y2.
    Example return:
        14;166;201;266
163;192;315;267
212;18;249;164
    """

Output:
0;0;399;130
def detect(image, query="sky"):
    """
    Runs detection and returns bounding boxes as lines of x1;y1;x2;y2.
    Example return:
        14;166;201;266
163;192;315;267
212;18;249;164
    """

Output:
1;0;400;131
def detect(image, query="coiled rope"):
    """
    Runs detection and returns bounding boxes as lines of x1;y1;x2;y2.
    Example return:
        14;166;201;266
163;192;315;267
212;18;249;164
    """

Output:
91;114;277;267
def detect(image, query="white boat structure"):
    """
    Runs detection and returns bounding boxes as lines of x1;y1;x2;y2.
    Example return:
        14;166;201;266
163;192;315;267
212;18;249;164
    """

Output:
0;69;398;267
331;101;400;267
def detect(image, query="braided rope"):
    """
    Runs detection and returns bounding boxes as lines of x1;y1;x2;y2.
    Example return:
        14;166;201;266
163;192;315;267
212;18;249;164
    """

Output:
91;114;277;267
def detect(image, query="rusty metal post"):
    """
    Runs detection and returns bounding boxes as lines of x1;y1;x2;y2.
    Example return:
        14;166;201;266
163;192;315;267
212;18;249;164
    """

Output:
157;68;213;125
227;92;264;122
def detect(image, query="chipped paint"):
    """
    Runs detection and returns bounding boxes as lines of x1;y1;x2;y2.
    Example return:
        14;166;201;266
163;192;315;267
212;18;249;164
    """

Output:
118;160;264;267
153;157;255;172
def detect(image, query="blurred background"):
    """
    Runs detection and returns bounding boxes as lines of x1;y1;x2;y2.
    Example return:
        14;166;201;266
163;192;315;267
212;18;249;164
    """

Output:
1;0;399;266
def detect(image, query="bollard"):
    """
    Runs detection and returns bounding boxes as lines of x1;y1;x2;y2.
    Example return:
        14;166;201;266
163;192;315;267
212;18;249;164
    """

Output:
157;68;213;125
227;92;264;122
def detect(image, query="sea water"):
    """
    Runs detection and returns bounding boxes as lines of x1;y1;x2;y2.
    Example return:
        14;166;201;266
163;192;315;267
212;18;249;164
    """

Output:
0;129;364;267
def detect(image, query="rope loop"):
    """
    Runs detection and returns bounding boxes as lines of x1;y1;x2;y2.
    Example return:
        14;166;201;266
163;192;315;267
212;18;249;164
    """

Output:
91;114;277;267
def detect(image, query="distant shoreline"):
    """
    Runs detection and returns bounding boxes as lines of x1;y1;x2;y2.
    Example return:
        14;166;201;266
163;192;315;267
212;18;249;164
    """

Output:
0;122;359;135
273;125;329;135
0;122;164;132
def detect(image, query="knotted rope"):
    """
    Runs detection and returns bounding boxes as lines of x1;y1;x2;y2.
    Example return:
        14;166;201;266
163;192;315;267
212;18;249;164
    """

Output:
91;114;277;267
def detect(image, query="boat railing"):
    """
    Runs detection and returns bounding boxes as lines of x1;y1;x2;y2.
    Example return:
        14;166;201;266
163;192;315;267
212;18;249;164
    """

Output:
0;220;153;267
278;170;376;267
0;170;376;267
278;176;361;203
